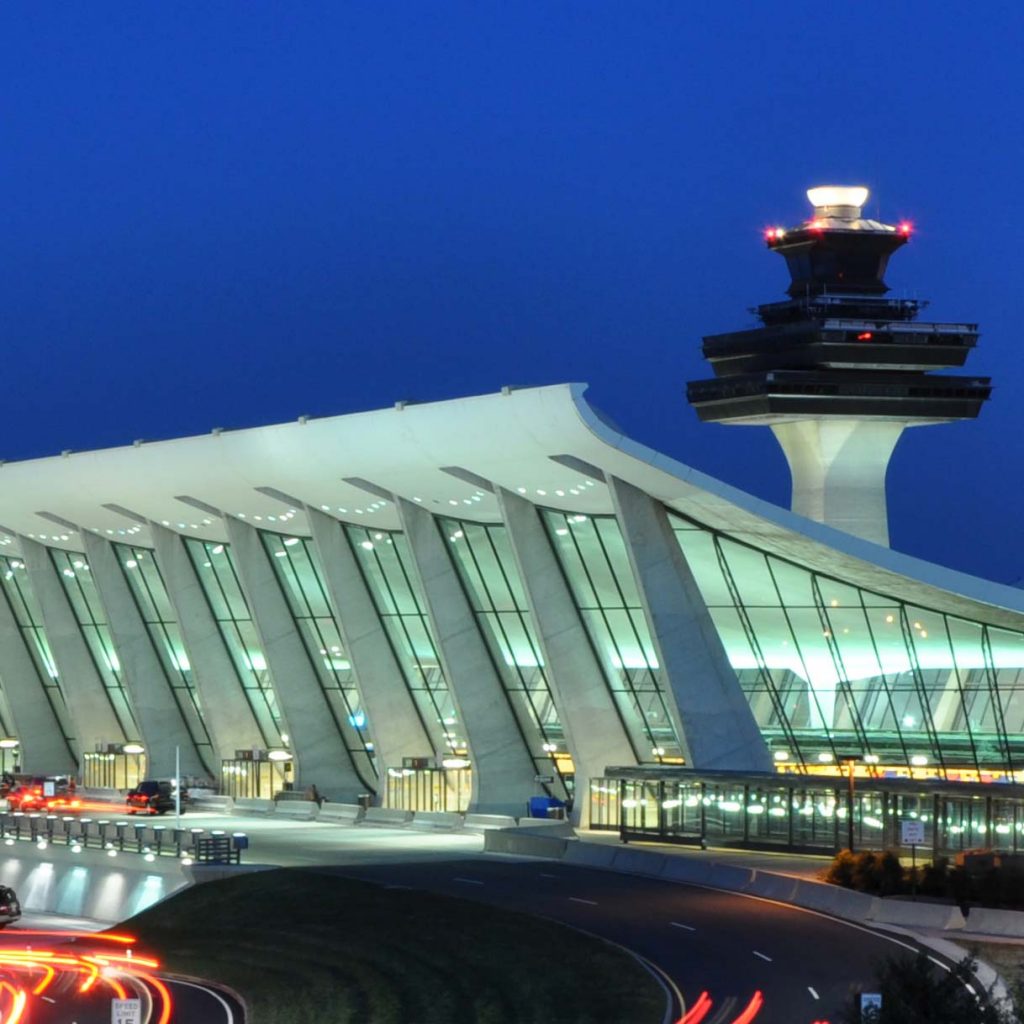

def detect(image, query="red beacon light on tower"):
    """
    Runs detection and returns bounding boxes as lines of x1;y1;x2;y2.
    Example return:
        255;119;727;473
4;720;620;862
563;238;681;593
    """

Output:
898;221;913;237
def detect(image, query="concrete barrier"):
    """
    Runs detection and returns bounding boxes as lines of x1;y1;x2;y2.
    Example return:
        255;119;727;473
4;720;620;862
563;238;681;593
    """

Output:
272;802;320;821
483;830;569;859
316;803;364;824
464;814;518;830
611;848;669;878
869;899;965;931
363;807;414;826
232;798;275;816
708;863;756;893
946;906;1020;936
660;856;714;887
191;795;234;813
410;811;463;830
562;842;619;871
746;870;803;904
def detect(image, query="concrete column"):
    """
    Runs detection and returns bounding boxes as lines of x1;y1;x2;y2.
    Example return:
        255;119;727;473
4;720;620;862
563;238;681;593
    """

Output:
81;533;207;780
223;517;367;802
608;477;772;772
149;524;266;762
0;581;75;774
307;508;432;779
396;498;537;815
18;537;126;755
770;419;906;547
496;487;636;824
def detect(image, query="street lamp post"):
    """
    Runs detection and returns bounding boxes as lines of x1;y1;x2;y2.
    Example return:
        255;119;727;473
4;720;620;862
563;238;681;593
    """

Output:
839;754;862;852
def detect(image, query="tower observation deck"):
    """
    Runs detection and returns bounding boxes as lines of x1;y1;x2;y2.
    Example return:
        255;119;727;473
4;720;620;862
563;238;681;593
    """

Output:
686;186;991;546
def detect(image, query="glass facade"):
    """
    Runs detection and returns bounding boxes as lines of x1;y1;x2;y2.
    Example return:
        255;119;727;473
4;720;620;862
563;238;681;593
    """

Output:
345;526;458;759
596;767;1024;860
183;539;281;747
262;532;376;787
0;556;73;753
669;513;1024;780
49;550;138;742
542;511;677;761
114;544;215;776
442;517;570;794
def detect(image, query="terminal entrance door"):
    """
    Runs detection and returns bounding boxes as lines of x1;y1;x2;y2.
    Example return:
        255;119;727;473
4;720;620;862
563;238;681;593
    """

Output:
82;750;145;790
221;758;289;799
386;767;471;812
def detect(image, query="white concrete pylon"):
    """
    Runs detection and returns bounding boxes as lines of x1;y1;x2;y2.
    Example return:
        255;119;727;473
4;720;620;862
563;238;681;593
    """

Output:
770;419;909;547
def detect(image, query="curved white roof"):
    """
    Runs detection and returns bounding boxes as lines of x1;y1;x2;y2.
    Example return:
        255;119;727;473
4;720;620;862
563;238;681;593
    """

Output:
0;382;1020;628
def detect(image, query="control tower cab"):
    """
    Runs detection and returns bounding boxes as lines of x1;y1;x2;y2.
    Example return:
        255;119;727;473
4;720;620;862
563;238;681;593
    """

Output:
686;186;991;546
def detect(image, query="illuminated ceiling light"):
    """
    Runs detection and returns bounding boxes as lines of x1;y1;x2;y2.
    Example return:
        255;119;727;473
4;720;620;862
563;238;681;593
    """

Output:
555;528;569;536
536;490;547;496
911;755;929;767
817;752;834;763
267;749;292;762
903;715;916;727
273;551;287;558
125;559;138;569
516;487;527;494
211;545;225;555
360;541;374;551
122;742;145;755
0;739;18;750
773;750;789;762
441;757;471;769
284;537;300;546
885;614;895;624
863;754;880;764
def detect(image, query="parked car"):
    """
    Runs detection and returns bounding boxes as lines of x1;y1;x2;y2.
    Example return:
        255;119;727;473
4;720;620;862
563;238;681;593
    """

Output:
126;780;183;815
0;886;21;928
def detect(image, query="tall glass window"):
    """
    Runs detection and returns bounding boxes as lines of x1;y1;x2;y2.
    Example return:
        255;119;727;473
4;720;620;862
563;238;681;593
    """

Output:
114;544;215;775
541;511;678;762
262;532;376;786
670;513;1024;780
183;539;281;747
345;526;458;758
442;517;569;786
0;556;73;752
49;551;138;740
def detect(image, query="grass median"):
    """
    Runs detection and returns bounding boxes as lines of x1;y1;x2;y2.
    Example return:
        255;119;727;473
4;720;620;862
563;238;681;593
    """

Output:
120;867;665;1024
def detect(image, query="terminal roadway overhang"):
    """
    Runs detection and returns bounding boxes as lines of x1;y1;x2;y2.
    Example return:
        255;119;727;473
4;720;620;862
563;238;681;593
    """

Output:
0;381;1018;628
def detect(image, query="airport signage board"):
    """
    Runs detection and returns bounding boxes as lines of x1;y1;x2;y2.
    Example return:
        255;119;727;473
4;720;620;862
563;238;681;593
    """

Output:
900;820;925;845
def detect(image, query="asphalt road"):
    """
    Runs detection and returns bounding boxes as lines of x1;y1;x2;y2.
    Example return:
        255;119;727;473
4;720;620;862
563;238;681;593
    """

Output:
330;855;941;1024
0;911;245;1023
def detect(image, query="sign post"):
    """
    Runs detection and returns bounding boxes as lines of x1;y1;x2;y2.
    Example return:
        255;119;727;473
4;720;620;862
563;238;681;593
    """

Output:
112;997;142;1024
901;820;925;900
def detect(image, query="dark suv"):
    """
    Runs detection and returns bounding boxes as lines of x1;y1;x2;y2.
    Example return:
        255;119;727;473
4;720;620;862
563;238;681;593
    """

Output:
0;886;21;928
126;780;181;816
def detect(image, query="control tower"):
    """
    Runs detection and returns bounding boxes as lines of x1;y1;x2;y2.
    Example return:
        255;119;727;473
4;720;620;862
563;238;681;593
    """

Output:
686;186;991;546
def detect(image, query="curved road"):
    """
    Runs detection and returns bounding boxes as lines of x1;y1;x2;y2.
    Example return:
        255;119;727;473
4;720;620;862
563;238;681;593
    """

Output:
333;855;953;1024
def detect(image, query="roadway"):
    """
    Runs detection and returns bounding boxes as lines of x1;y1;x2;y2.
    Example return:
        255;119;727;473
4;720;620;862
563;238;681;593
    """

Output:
177;813;958;1023
0;812;975;1022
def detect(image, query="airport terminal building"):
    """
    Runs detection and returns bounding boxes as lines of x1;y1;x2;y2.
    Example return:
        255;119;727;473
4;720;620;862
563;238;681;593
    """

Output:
0;187;1019;836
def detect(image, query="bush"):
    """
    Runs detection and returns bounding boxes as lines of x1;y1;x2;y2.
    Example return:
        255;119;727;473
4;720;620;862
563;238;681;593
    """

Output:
839;951;1015;1024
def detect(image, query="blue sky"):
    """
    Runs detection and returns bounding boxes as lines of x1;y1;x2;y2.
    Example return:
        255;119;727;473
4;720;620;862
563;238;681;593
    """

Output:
1;3;1021;583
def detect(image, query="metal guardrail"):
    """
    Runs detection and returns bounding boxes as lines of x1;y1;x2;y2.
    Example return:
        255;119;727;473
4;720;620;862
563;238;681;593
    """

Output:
0;812;248;864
